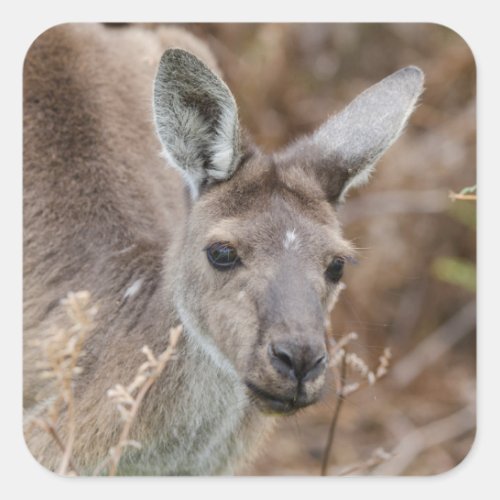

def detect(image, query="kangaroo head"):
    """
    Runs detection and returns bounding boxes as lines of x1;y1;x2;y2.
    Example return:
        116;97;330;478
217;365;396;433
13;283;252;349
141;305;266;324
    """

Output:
153;49;424;414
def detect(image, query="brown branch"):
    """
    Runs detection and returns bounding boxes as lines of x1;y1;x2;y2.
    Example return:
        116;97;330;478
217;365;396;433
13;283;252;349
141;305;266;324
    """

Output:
107;374;156;475
320;355;347;476
32;418;79;474
449;191;477;202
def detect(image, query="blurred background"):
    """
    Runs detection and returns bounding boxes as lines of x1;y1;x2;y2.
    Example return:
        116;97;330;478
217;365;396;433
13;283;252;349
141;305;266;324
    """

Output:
149;23;476;475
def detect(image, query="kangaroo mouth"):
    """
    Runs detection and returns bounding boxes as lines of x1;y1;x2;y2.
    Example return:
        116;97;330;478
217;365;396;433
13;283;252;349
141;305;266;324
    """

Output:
245;380;311;415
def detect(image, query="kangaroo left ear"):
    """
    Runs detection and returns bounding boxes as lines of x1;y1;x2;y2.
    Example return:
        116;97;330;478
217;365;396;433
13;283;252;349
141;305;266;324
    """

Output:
278;66;424;203
153;49;241;198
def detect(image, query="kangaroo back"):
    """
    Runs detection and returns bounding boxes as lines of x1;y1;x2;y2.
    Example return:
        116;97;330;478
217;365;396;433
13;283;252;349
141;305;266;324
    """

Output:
24;24;213;406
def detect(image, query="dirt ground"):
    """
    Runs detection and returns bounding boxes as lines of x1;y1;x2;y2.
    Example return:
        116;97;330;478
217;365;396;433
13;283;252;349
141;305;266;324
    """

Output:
178;23;476;476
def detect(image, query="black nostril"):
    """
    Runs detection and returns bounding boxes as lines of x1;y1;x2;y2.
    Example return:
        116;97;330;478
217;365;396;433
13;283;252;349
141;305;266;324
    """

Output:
302;353;327;382
272;345;294;368
269;342;327;382
269;344;296;380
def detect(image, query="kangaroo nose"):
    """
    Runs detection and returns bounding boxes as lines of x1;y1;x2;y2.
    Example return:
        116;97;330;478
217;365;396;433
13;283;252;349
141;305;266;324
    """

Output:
269;342;327;382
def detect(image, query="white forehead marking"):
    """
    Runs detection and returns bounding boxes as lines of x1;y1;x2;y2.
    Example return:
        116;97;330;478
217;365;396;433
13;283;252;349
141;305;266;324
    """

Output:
123;278;143;299
283;228;300;250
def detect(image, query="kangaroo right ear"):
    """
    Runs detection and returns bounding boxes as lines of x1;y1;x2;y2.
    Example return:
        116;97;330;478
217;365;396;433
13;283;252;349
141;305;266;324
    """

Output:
278;66;424;203
153;49;241;198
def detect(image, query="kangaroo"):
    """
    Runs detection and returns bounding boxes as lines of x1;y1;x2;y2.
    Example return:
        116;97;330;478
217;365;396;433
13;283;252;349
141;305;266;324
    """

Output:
23;23;424;475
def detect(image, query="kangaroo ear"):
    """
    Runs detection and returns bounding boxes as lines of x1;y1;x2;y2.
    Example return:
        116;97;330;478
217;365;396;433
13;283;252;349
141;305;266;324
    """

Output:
154;49;241;198
279;66;424;203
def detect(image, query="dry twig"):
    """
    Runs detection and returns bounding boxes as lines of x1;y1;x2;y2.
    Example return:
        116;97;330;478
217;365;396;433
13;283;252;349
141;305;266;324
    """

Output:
26;291;182;476
449;192;477;201
320;328;392;475
449;185;477;202
27;290;97;476
93;324;182;476
320;355;346;476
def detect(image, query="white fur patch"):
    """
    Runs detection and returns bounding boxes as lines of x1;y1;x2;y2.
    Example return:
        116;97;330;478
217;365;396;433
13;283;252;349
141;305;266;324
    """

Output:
283;229;299;250
111;244;136;256
123;278;143;299
208;102;238;180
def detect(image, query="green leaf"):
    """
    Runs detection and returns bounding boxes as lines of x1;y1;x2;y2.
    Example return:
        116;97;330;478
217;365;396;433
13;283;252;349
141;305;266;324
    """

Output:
432;257;476;292
448;202;476;229
459;185;477;195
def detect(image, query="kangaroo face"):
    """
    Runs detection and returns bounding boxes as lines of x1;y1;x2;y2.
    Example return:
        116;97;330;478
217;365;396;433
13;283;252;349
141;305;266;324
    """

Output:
172;155;354;413
154;49;424;414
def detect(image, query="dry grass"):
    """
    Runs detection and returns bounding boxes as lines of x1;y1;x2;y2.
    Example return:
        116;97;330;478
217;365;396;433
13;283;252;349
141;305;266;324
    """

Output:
321;329;393;476
94;324;182;476
26;291;96;475
26;289;393;477
24;291;182;476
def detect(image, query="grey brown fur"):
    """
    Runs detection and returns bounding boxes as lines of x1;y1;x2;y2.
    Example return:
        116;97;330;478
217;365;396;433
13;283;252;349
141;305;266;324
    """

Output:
154;49;242;197
23;23;424;475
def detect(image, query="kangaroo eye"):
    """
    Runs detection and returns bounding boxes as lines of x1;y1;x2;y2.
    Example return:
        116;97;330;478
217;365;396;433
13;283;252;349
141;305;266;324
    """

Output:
206;242;241;270
325;256;345;282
